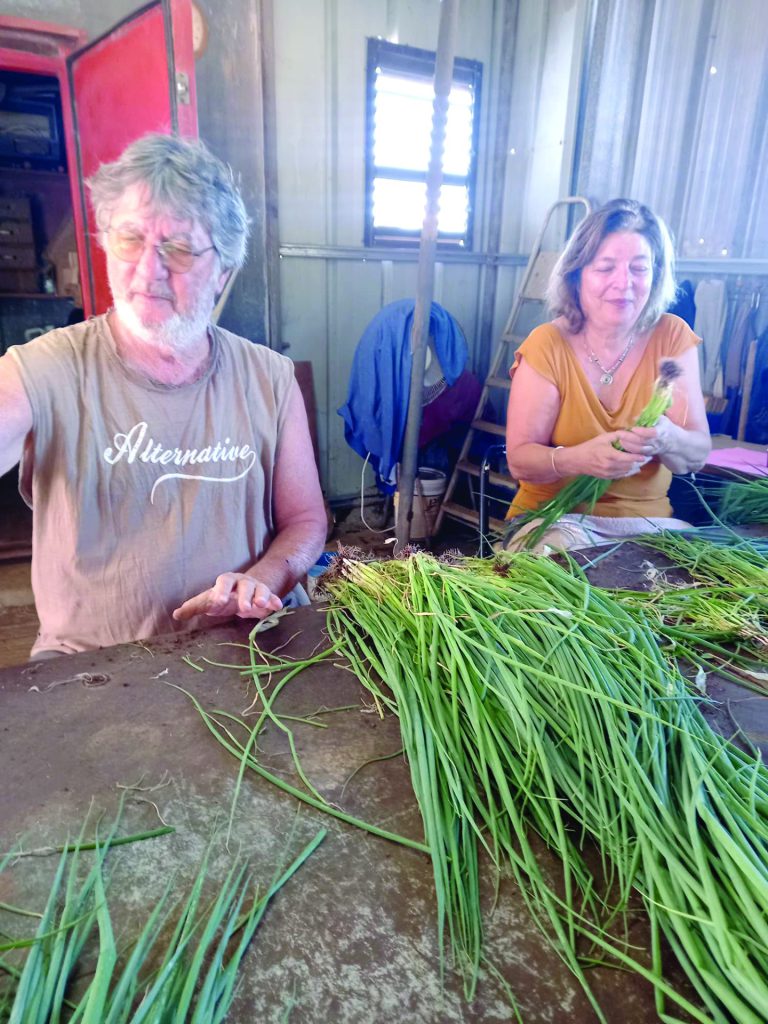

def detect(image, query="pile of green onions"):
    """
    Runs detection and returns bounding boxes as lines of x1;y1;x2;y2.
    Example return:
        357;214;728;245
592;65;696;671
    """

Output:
323;550;768;1021
632;529;768;593
513;360;682;549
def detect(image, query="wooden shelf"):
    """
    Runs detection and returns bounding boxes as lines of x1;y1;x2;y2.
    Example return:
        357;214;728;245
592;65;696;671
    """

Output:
0;166;69;182
0;292;72;300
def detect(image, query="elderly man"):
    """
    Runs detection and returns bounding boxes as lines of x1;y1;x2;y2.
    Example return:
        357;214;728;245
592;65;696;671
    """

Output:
0;133;327;657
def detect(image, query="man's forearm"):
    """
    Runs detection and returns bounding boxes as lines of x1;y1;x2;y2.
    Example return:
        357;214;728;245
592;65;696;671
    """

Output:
245;519;327;598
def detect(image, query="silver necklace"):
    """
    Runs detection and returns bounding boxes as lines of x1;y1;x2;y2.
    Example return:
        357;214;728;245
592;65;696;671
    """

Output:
581;333;636;385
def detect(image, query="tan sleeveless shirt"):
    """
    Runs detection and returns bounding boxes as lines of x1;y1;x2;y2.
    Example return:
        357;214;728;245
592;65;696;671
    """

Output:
9;315;294;656
508;314;701;519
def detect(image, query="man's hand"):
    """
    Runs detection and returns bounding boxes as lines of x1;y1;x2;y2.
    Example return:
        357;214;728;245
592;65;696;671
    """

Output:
172;572;283;622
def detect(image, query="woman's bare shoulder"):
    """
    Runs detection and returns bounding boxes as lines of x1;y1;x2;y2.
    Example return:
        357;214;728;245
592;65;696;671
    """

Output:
549;316;571;338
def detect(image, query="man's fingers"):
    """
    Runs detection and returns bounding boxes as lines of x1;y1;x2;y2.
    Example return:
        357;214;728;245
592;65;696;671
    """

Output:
172;590;212;621
240;587;283;617
173;574;284;623
232;577;277;615
209;572;239;607
236;578;266;615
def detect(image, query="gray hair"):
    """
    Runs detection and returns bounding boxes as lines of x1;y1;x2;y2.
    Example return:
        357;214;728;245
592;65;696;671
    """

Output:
87;133;250;271
546;198;677;334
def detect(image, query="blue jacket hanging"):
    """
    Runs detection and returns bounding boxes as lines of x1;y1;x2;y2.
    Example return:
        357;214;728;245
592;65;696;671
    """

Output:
745;327;768;444
338;299;468;492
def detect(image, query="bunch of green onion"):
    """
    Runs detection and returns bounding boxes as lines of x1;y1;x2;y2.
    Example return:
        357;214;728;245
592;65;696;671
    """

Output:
514;360;682;549
323;550;768;1022
613;532;768;689
633;529;768;593
718;476;768;525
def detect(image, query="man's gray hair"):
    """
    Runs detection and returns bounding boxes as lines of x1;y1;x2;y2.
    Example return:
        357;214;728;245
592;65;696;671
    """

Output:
546;198;677;334
87;133;250;271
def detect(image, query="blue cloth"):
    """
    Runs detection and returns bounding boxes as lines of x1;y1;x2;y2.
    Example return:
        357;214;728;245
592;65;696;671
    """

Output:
338;300;468;492
745;327;768;444
667;280;696;329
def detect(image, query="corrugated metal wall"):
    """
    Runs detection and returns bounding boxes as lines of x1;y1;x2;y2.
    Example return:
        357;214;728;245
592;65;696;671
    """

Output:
274;0;587;499
273;0;767;500
572;0;768;261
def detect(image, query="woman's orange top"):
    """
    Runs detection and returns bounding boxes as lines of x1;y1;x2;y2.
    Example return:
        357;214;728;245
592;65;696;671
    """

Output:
507;314;701;519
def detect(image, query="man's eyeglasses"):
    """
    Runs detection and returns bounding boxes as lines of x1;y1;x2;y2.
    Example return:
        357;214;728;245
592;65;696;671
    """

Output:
106;229;216;274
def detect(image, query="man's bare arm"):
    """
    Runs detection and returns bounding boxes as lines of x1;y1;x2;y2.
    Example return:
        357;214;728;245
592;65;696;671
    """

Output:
0;353;33;477
173;380;327;622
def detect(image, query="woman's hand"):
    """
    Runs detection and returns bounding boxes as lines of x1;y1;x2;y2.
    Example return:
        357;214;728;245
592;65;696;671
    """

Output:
622;414;710;474
622;416;676;458
172;572;283;622
567;431;650;479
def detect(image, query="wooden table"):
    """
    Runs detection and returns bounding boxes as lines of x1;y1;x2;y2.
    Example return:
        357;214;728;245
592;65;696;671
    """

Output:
1;544;765;1022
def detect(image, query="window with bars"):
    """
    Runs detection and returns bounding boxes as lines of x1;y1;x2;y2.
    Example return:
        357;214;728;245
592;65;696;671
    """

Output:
364;38;482;249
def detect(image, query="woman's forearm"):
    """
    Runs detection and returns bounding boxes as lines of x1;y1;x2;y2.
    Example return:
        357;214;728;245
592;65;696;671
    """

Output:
659;425;711;475
507;443;565;483
508;433;649;483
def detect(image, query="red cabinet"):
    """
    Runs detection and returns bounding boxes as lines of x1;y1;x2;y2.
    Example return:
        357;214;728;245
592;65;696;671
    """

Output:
0;1;198;315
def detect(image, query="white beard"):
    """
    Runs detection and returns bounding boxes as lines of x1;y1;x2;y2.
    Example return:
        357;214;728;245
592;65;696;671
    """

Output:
113;283;216;355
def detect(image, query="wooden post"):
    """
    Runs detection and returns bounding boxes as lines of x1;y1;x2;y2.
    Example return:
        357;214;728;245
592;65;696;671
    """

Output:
395;0;460;550
737;338;757;441
476;0;519;381
258;0;283;351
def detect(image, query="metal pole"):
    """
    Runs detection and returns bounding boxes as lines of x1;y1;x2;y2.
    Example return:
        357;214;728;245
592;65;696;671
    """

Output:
478;442;506;556
475;0;518;381
258;0;284;351
395;0;460;550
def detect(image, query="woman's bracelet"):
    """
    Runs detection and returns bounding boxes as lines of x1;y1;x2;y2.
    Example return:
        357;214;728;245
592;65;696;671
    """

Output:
551;445;564;478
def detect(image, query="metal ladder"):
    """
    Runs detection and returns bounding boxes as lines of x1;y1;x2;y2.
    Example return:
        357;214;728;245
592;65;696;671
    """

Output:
436;196;592;538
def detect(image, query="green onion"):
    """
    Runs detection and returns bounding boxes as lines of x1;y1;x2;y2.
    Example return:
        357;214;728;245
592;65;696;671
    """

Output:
719;477;768;525
612;531;768;691
1;810;324;1021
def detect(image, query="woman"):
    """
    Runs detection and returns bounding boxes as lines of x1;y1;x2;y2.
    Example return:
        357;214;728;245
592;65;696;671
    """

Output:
504;198;711;552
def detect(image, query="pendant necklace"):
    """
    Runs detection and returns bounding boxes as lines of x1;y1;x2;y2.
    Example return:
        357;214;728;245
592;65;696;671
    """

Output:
582;332;637;385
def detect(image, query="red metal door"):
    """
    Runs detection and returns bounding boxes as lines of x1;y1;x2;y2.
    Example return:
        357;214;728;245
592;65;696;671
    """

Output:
68;0;198;315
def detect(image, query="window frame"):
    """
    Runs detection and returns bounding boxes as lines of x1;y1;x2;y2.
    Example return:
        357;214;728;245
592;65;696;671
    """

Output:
364;37;483;250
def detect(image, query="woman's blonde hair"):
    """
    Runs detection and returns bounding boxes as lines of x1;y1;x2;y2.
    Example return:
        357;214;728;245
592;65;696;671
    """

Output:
546;198;677;333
